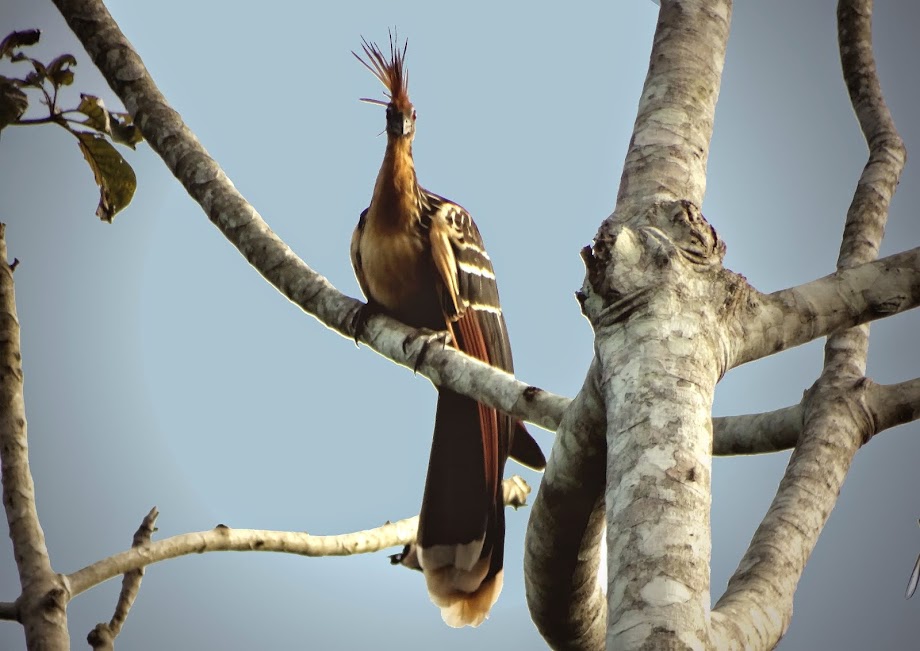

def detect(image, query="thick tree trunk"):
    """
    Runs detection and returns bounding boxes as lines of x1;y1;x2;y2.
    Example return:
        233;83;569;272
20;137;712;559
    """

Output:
567;1;734;647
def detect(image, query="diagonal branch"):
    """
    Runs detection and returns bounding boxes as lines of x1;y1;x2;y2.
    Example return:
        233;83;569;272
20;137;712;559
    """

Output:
0;224;71;649
48;0;567;433
712;1;907;647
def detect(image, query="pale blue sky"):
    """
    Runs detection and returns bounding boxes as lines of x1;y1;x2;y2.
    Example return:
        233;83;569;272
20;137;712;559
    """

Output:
1;1;918;649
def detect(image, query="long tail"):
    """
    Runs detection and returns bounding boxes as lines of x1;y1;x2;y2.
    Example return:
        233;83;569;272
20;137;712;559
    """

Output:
416;389;507;627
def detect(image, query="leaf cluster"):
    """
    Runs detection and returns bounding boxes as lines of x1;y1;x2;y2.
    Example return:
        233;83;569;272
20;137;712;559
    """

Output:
0;29;141;221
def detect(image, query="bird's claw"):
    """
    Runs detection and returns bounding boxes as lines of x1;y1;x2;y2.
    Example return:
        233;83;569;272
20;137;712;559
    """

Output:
403;328;452;373
350;301;382;345
389;543;422;571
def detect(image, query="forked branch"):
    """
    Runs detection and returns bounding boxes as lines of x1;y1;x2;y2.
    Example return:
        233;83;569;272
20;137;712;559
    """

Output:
87;507;159;650
712;1;907;647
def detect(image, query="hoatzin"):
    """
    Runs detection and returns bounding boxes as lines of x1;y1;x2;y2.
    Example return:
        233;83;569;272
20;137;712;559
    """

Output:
350;36;545;627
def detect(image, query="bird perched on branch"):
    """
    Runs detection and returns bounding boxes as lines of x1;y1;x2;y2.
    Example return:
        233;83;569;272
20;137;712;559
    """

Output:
350;34;545;628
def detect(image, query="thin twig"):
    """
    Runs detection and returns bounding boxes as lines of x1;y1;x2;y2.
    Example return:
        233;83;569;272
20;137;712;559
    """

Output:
67;477;530;598
87;507;159;650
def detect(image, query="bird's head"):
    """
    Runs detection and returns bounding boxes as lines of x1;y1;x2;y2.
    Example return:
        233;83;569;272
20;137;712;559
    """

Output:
354;33;417;140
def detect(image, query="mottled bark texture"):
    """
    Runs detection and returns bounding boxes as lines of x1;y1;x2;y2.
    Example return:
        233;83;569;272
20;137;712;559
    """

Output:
596;13;736;642
528;1;736;647
589;201;734;650
0;225;72;650
526;361;607;650
615;1;731;214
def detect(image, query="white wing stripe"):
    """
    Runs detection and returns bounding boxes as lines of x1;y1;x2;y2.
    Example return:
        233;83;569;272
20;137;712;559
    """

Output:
457;261;496;279
458;242;491;259
467;302;502;314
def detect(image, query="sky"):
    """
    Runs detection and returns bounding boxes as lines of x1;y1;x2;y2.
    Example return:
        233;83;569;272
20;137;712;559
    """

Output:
0;1;918;649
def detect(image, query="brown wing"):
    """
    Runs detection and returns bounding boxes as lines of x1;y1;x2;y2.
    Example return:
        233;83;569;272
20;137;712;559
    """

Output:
350;208;371;300
417;192;542;625
425;194;513;371
426;194;516;486
424;191;545;468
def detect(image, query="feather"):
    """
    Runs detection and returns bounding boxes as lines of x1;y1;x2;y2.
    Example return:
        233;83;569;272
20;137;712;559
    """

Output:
352;31;412;112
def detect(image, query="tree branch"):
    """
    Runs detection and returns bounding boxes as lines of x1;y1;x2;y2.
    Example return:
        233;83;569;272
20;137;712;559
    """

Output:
49;0;917;456
613;0;730;215
66;477;530;599
525;360;607;649
48;0;568;434
713;379;920;456
0;602;17;621
0;224;71;649
566;0;734;645
712;405;804;456
87;507;159;651
871;378;920;434
712;1;907;646
733;246;920;368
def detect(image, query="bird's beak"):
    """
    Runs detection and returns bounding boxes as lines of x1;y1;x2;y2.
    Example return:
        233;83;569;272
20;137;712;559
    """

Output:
400;115;413;136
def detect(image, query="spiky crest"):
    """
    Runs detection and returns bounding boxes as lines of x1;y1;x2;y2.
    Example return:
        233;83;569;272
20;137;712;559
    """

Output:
353;31;412;113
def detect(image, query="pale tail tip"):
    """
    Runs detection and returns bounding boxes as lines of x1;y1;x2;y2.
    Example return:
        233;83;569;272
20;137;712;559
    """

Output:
428;570;504;628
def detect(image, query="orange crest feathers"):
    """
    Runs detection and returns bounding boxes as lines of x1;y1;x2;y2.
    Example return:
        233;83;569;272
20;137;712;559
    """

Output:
353;32;411;112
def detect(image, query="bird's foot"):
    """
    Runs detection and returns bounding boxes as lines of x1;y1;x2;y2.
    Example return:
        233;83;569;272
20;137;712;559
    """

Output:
350;301;383;345
403;328;452;373
389;543;421;571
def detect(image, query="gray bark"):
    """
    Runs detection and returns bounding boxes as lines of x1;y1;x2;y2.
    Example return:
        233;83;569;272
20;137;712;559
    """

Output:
0;224;71;650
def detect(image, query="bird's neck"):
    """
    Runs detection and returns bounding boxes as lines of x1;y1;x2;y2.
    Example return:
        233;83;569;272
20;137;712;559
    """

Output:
371;136;420;230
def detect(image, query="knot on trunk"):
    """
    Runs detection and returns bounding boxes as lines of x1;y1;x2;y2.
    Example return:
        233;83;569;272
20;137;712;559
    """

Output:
578;200;726;327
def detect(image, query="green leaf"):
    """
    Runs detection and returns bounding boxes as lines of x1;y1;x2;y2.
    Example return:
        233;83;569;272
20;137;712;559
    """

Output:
110;121;143;149
76;94;110;133
0;30;40;59
0;76;28;132
18;58;47;88
27;58;47;81
75;97;144;149
47;54;76;88
74;131;137;222
108;111;143;149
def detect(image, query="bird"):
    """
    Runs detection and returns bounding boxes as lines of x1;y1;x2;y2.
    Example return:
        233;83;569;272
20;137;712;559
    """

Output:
350;34;545;627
